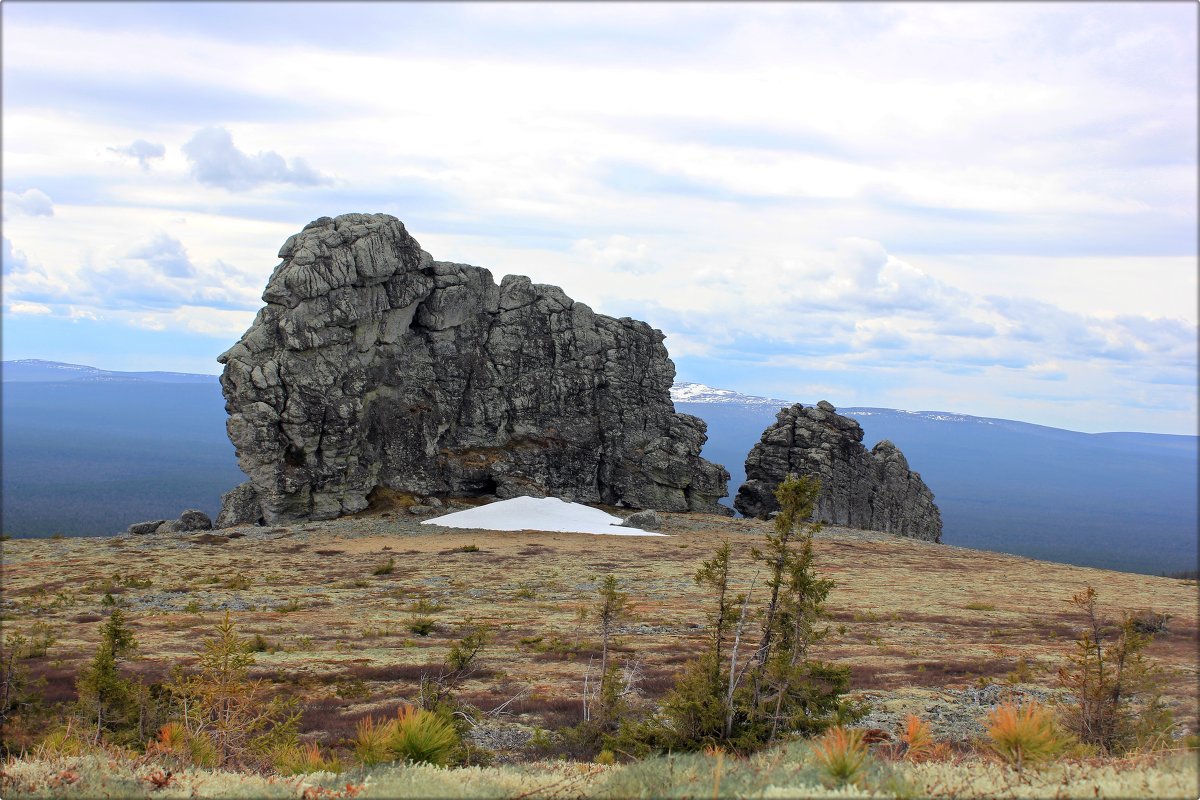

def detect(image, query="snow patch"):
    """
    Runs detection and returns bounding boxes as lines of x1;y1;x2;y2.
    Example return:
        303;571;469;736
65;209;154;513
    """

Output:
420;496;666;537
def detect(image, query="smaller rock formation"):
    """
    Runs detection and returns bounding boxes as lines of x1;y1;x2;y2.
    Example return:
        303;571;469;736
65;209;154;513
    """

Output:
215;484;263;529
734;401;942;542
128;519;167;535
128;509;214;534
620;509;662;530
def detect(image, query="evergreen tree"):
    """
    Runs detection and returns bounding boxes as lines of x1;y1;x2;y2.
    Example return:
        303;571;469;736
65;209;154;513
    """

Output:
172;612;298;768
644;474;857;753
75;609;139;744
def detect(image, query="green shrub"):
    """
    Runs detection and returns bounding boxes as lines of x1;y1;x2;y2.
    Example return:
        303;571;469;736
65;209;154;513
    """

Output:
810;726;870;786
353;706;460;767
391;705;459;765
985;700;1071;772
354;715;393;766
223;573;252;590
1057;587;1172;754
275;741;343;775
248;634;273;653
409;617;435;636
373;557;396;576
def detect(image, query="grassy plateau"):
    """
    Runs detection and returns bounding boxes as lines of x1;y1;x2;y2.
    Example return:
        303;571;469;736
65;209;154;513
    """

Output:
2;497;1197;798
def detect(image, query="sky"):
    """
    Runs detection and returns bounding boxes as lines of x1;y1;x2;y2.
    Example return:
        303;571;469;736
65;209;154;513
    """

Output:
2;2;1196;435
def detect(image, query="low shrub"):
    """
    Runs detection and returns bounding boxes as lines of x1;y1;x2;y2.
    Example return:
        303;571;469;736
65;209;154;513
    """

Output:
390;705;459;765
223;573;252;590
409;618;436;636
899;714;935;762
810;726;870;786
275;741;343;775
372;557;396;576
353;705;460;767
985;701;1071;772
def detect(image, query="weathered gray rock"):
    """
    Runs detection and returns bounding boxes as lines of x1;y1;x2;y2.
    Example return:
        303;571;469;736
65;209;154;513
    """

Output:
132;509;212;534
218;213;729;524
734;401;942;542
215;482;263;528
621;510;662;530
177;509;213;531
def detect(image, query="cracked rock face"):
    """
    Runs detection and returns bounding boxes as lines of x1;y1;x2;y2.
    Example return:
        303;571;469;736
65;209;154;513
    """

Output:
218;213;729;524
734;401;942;542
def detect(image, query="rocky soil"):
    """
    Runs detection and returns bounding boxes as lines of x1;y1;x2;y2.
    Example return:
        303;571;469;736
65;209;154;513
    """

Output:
3;503;1195;760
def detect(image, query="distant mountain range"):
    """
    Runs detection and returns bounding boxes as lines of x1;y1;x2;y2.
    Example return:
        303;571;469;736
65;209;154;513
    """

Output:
2;363;1195;576
672;382;1198;576
2;358;217;384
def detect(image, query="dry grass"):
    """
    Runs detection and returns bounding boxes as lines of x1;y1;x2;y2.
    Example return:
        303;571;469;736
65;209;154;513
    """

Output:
2;506;1196;760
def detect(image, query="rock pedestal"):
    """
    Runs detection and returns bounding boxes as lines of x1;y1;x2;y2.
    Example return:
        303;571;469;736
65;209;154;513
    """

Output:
218;214;729;524
734;401;942;542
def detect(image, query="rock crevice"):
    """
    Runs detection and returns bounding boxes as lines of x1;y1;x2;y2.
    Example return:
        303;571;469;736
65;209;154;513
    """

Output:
218;214;728;524
734;401;942;541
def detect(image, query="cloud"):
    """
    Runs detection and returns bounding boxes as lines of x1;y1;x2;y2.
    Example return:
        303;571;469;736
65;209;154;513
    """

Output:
2;232;262;316
87;235;259;312
109;139;166;169
125;233;196;278
2;236;30;275
6;300;52;315
571;235;659;274
182;126;329;190
0;4;1194;431
3;188;54;218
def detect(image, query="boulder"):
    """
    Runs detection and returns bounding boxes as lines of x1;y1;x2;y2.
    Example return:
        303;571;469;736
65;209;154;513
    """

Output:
177;509;213;531
218;214;729;524
215;482;263;528
127;519;168;535
734;401;942;542
620;510;662;530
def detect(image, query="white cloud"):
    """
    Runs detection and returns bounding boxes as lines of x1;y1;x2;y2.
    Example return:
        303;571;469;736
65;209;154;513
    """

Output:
3;188;54;218
6;300;52;315
109;139;166;169
182;126;329;190
0;3;1194;432
571;235;658;274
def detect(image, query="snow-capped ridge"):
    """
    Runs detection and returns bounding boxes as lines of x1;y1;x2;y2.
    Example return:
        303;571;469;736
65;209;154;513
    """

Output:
670;382;792;407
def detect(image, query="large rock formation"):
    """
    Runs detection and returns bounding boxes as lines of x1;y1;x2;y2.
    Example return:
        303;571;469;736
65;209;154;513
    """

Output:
217;213;729;524
734;401;942;542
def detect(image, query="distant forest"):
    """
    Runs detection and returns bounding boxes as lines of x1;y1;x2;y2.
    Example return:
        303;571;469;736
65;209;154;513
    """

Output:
3;370;1198;578
2;381;243;536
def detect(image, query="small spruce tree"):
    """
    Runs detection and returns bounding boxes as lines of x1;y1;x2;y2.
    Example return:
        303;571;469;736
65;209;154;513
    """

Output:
75;609;139;745
1057;587;1172;753
645;474;856;753
172;612;299;768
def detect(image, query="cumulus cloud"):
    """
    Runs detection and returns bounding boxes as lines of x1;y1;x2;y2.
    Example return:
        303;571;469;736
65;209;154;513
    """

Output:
125;233;196;278
86;234;259;312
3;188;54;218
2;232;262;317
6;300;53;315
571;235;659;274
182;126;328;190
618;235;1196;409
2;236;30;275
109;139;166;169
